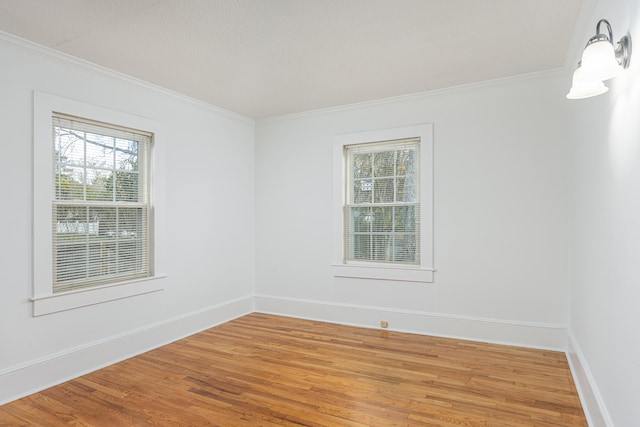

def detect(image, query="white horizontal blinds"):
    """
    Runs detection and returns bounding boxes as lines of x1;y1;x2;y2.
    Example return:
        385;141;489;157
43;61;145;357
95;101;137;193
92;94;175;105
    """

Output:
52;113;152;293
345;138;420;264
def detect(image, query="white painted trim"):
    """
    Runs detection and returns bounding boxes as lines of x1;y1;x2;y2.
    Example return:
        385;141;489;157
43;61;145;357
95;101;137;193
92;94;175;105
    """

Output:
332;264;434;282
261;68;568;122
0;31;252;124
254;295;568;351
333;124;434;283
0;296;254;405
33;91;170;315
31;275;167;316
566;331;613;427
0;295;577;408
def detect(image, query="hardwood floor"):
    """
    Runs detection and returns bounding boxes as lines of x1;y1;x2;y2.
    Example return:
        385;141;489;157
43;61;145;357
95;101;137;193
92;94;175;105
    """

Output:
0;313;587;426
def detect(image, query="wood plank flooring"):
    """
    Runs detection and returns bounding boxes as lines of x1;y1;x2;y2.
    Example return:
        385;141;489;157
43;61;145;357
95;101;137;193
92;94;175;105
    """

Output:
0;313;587;426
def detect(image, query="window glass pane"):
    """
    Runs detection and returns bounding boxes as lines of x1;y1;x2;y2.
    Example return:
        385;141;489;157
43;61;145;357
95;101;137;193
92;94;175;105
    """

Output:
118;207;143;239
115;171;139;202
372;234;390;261
350;207;372;233
118;207;146;276
352;234;370;260
88;241;114;278
89;206;117;238
394;206;416;232
352;153;372;179
371;206;392;233
115;139;138;171
55;205;88;239
56;243;86;282
55;130;84;167
391;234;417;263
96;241;117;277
55;167;84;200
118;239;144;274
395;177;406;202
55;205;88;283
396;149;414;175
353;179;372;204
373;178;394;203
86;133;115;169
86;168;113;201
373;150;395;177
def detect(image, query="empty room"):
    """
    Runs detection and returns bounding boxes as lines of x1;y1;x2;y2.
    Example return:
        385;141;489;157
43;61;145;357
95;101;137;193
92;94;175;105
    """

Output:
0;0;638;425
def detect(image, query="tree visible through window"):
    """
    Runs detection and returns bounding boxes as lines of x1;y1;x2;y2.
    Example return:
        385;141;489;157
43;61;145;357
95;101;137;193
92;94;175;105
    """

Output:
345;138;420;264
52;113;152;293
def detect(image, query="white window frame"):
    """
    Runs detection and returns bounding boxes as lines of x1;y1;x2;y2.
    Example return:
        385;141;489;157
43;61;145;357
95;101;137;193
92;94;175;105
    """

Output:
332;124;434;283
32;92;167;316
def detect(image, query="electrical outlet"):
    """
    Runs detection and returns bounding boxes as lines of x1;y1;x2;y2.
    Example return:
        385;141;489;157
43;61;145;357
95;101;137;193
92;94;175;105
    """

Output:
380;320;388;328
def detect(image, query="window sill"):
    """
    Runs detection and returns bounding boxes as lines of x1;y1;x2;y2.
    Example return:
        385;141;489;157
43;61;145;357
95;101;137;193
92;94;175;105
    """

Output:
331;263;433;283
31;275;167;316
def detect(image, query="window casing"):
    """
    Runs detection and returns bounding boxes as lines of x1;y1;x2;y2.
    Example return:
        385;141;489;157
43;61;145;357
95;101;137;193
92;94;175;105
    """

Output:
332;124;433;283
33;92;166;316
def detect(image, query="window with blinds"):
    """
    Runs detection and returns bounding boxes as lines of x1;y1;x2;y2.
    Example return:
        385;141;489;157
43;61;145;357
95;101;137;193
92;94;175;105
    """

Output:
344;138;420;265
52;113;153;293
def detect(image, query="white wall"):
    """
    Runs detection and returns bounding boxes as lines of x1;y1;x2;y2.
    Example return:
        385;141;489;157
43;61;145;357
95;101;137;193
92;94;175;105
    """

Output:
0;35;255;403
254;72;571;349
5;4;638;421
567;0;640;425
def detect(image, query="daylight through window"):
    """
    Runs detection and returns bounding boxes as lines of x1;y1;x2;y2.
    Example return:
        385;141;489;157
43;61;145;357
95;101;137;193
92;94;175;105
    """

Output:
345;138;420;265
52;113;152;293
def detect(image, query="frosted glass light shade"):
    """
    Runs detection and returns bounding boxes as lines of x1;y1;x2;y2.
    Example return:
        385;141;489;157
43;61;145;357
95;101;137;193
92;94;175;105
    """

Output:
566;19;632;100
566;66;609;99
581;39;624;81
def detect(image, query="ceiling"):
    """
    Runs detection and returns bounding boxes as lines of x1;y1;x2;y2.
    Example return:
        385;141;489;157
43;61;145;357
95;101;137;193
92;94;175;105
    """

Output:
0;0;583;118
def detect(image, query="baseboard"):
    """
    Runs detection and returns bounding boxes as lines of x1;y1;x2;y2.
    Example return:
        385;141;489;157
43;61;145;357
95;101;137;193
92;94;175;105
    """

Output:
566;331;613;427
254;295;568;351
0;295;572;407
0;295;254;405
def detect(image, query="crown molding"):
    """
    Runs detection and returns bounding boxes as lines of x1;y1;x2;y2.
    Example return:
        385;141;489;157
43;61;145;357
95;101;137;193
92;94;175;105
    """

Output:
0;31;254;125
259;68;568;123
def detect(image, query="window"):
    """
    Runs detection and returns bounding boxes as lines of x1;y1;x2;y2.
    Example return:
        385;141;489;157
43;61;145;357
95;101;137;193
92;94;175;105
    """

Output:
332;124;433;283
52;113;152;293
345;139;420;264
33;92;166;316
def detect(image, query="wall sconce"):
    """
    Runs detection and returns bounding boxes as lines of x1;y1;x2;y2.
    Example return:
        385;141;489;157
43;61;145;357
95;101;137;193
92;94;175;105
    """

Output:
567;19;632;99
